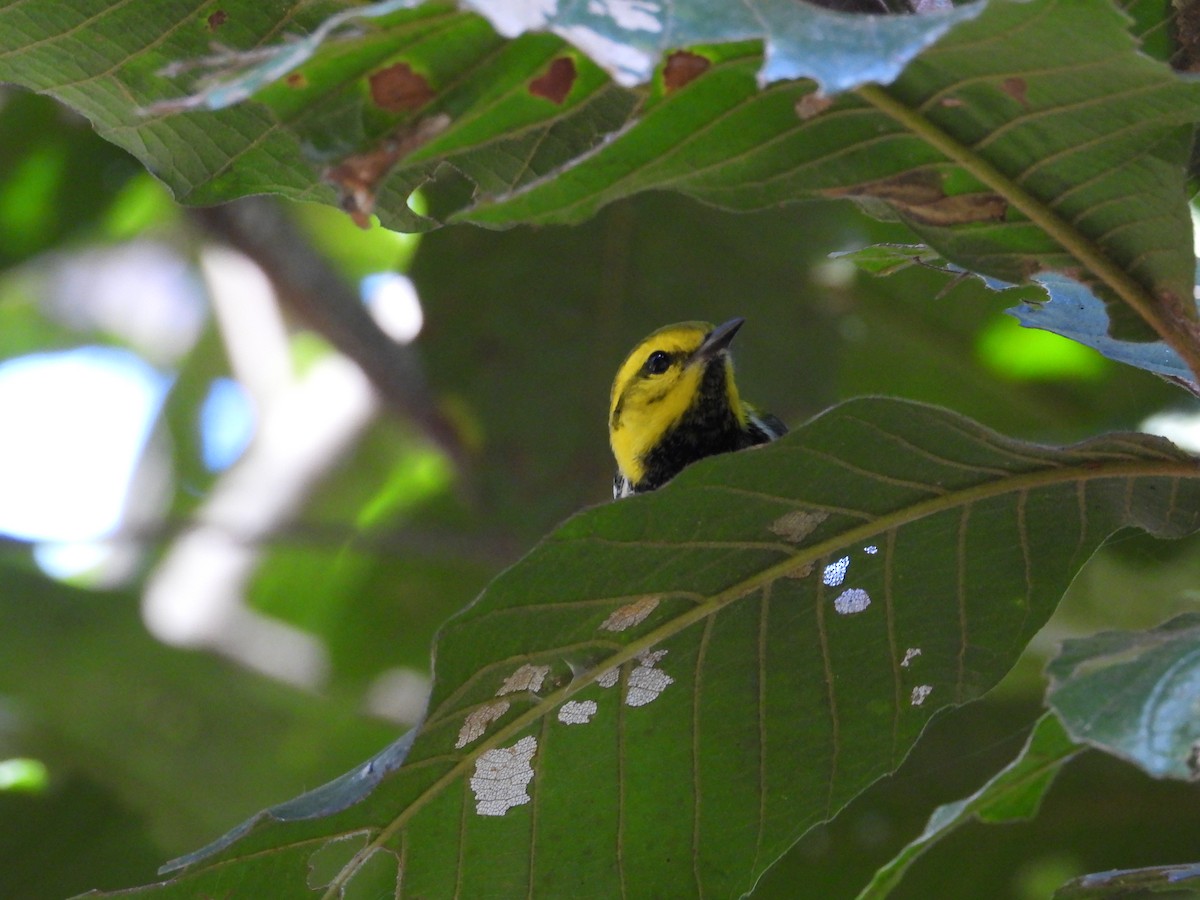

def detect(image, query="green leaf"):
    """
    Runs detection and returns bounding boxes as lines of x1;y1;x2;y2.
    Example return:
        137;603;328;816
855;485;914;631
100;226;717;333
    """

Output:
1054;861;1200;898
157;0;981;98
103;398;1200;898
3;1;1194;350
1047;612;1200;781
857;713;1082;899
841;243;1198;384
0;90;139;267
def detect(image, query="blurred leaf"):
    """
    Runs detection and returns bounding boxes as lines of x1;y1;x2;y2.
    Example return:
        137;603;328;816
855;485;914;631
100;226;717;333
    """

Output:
0;773;166;898
1055;861;1200;898
101;398;1200;898
834;259;1177;440
0;90;140;268
833;243;949;278
0;561;395;855
857;713;1081;899
840;242;1196;386
1047;613;1200;781
1008;272;1196;385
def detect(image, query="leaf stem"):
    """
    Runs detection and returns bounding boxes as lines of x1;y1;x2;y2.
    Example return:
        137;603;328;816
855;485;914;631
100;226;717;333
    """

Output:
855;82;1200;386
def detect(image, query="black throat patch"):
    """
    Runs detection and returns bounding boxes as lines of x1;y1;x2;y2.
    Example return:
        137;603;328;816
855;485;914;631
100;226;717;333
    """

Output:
633;357;767;492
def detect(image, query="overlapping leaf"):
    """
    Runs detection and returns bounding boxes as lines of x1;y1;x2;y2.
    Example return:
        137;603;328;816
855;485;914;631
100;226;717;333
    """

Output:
3;1;1196;346
105;398;1200;898
858;713;1081;899
1048;613;1200;781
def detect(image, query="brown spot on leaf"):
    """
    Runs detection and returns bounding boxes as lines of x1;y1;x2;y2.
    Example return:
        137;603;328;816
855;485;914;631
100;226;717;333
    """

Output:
529;57;576;104
795;92;833;120
823;170;1008;227
770;509;829;543
324;114;451;228
1001;76;1028;107
1175;2;1200;72
285;72;307;89
369;62;434;113
663;51;709;91
207;9;227;30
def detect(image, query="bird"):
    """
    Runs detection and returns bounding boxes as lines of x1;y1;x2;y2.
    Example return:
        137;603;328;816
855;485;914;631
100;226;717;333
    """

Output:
608;317;786;499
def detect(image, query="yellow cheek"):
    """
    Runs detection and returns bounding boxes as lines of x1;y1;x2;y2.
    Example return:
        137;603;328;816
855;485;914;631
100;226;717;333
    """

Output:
609;369;701;482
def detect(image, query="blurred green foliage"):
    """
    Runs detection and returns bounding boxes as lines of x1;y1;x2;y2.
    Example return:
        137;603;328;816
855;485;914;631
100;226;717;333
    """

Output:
0;77;1197;898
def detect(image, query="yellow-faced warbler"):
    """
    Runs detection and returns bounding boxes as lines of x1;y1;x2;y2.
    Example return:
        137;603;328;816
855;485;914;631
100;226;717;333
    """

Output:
608;317;786;498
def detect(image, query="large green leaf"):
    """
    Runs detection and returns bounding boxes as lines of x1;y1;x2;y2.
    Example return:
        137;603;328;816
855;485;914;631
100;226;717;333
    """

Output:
2;1;1195;347
101;398;1200;898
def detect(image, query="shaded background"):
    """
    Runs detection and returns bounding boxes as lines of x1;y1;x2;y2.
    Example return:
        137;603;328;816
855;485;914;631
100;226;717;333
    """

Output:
1;88;1198;898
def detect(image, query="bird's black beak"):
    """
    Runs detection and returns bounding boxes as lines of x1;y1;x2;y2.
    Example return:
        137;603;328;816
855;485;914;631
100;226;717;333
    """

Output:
691;317;745;365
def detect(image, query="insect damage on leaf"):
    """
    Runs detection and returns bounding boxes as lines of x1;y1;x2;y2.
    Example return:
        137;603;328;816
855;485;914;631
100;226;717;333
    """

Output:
557;700;598;724
323;114;450;226
823;170;1008;227
662;50;710;91
1001;75;1029;107
529;56;576;103
625;649;675;707
770;508;829;542
470;736;538;816
497;663;551;694
369;62;435;112
795;92;834;120
834;588;871;615
600;595;662;632
456;700;511;749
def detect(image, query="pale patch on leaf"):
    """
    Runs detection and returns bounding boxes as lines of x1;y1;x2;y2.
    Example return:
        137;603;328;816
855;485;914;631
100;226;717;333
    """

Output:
911;684;934;706
823;556;850;587
600;595;661;632
770;509;828;542
497;663;550;695
834;588;871;615
626;649;674;707
597;667;620;688
470;736;538;816
785;561;814;580
795;93;833;120
455;699;511;749
901;647;922;668
557;700;598;724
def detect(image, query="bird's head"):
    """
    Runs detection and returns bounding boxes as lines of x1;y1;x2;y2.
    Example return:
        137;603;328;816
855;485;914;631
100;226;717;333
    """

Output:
608;317;748;484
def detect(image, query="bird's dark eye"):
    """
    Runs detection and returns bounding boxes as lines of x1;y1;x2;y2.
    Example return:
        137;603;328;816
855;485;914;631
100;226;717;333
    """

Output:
643;350;671;375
